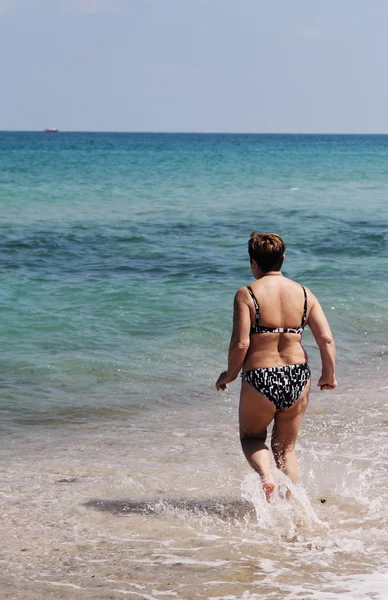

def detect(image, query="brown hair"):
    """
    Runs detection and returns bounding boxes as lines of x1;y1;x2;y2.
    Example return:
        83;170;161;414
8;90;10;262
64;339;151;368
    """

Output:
248;232;285;272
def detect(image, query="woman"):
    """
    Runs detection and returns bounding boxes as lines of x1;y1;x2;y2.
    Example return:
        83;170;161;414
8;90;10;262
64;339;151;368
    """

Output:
216;233;336;501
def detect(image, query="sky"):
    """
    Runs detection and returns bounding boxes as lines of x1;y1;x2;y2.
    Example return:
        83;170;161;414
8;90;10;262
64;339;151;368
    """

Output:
1;0;388;133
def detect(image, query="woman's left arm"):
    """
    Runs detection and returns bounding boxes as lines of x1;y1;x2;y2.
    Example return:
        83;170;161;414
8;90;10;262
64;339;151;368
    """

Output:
216;288;251;390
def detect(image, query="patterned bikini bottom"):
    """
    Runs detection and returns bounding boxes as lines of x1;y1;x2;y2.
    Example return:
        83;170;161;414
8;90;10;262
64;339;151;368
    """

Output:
241;363;311;411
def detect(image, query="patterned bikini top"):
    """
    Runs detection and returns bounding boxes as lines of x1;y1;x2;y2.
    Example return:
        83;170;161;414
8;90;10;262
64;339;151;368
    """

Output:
246;284;307;335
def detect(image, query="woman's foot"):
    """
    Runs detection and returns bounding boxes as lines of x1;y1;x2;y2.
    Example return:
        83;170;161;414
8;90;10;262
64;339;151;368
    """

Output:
262;477;275;502
278;484;292;501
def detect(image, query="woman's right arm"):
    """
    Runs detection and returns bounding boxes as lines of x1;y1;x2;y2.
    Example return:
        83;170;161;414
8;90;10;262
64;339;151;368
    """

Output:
307;293;337;390
215;287;251;391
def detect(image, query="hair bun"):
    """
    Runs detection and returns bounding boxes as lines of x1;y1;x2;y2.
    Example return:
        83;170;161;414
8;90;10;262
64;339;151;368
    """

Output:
248;233;285;272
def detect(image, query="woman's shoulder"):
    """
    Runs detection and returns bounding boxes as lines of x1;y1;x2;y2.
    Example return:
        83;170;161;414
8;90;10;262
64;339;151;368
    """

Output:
281;276;314;293
284;280;319;312
234;285;253;304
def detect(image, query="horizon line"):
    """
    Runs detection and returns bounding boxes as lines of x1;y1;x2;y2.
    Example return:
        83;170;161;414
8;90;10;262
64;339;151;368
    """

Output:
2;129;388;135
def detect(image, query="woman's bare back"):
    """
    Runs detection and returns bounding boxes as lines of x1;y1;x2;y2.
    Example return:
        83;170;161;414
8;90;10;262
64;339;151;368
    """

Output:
242;275;310;370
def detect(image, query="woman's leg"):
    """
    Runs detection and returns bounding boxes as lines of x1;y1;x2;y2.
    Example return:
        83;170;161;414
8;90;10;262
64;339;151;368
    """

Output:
271;380;310;485
239;379;277;501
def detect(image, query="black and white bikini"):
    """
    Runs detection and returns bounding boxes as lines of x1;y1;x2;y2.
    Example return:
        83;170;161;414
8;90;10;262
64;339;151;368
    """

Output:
241;284;311;410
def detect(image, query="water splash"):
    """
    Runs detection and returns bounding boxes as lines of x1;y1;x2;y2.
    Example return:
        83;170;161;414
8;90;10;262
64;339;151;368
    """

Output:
241;471;327;540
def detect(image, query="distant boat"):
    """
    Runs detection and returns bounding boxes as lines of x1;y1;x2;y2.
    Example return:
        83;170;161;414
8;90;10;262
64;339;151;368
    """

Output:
44;128;58;133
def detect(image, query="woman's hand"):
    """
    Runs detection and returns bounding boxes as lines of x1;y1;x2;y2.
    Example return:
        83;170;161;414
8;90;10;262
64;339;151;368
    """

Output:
317;375;337;390
216;371;233;391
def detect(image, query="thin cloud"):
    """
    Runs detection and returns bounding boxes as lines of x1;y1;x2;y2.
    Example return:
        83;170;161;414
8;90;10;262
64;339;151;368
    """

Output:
77;0;103;14
1;0;54;14
0;0;16;14
61;0;131;15
300;27;321;40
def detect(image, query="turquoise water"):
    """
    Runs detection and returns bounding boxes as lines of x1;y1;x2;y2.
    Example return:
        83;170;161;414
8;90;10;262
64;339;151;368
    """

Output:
1;132;388;599
0;132;387;428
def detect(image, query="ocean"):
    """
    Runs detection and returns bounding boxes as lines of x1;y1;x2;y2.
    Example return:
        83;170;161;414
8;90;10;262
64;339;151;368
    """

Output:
0;132;387;599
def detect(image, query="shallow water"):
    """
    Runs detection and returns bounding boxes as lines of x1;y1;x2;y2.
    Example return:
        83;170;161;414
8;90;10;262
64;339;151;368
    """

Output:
0;132;387;598
1;381;387;598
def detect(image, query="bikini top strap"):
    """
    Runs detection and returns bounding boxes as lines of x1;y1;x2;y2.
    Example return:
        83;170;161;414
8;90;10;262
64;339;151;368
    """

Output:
246;285;260;325
301;285;307;326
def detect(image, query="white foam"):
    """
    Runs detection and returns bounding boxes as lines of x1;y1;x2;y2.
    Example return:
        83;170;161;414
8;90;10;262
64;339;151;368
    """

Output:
197;533;223;541
257;558;279;573
208;575;388;600
240;471;326;539
113;590;159;599
150;553;232;567
35;580;84;590
105;580;145;589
